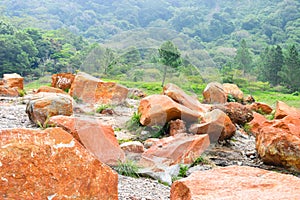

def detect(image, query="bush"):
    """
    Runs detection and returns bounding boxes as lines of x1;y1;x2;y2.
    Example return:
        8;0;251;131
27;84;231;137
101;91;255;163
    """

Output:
113;160;140;178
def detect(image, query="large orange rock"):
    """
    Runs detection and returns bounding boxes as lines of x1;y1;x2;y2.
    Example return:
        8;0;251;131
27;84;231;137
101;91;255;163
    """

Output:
0;86;19;97
202;82;227;104
138;95;201;127
189;109;236;141
69;72;128;105
248;112;268;136
36;85;67;94
223;83;244;102
0;128;118;199
49;115;125;166
51;73;75;91
256;115;300;172
163;83;210;113
171;165;300;200
247;102;273;114
26;92;73;125
274;101;300;119
140;133;210;167
211;102;253;125
3;73;24;90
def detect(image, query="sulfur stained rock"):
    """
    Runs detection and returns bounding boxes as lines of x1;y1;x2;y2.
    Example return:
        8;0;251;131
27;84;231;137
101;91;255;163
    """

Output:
256;115;300;172
222;83;244;102
248;112;268;136
25;92;73;125
51;73;75;91
49;115;125;166
163;83;210;113
0;128;118;199
189;109;236;141
3;73;24;90
140;133;210;167
274;100;300;119
202;82;227;104
211;102;253;125
171;165;300;200
138;95;200;127
247;102;273;115
36;85;67;94
69;72;128;105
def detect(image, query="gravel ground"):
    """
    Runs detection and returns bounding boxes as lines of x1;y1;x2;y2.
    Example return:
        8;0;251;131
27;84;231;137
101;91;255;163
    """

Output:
0;97;171;200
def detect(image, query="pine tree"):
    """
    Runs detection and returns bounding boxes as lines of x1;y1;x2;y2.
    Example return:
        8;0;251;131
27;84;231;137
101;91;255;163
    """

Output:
158;41;181;86
279;45;300;92
260;45;283;86
234;39;253;75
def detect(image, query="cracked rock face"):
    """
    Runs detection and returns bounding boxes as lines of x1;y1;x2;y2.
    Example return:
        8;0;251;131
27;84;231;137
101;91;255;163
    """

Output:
0;127;118;199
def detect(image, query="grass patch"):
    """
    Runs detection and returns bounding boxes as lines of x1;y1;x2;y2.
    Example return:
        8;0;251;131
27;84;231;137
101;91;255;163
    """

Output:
113;160;140;178
243;90;300;108
95;104;113;113
25;76;51;90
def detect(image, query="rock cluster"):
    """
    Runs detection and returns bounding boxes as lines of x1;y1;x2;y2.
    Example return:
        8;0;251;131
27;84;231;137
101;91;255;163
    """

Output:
255;101;300;172
1;72;300;199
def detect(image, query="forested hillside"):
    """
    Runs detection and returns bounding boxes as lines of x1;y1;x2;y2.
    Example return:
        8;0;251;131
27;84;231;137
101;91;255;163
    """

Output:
0;0;300;92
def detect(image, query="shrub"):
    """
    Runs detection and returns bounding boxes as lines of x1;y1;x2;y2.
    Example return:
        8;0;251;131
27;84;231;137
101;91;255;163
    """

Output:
113;160;140;178
96;104;110;113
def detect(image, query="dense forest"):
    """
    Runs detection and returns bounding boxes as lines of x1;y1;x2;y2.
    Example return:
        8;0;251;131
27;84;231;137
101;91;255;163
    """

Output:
0;0;300;92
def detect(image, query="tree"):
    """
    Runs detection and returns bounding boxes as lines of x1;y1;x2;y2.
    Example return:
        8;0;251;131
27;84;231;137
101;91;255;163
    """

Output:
279;45;300;92
260;45;283;86
234;39;253;75
158;41;181;86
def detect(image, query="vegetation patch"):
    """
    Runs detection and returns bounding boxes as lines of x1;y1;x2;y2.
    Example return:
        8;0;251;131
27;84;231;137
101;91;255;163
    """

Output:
113;160;140;178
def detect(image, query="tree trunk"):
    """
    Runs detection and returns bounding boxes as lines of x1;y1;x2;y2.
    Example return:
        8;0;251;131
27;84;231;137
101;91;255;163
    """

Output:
161;65;167;87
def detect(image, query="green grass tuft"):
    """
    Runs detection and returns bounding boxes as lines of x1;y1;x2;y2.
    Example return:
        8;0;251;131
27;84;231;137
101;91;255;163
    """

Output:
113;160;140;178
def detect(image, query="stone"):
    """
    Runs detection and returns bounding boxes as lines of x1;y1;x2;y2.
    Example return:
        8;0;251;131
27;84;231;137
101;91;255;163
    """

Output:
169;119;187;136
138;95;201;127
139;164;180;186
128;88;146;99
247;102;273;114
189;109;236;141
274;100;300;119
49;115;125;166
120;141;145;153
211;102;254;125
223;83;244;101
51;73;75;91
244;95;255;104
0;128;118;199
25;92;73;125
171;165;300;200
69;72;129;105
202;82;227;104
256;115;300;172
36;85;67;94
0;86;19;97
144;138;160;149
140;133;210;167
248;112;268;136
163;83;210;113
3;73;24;90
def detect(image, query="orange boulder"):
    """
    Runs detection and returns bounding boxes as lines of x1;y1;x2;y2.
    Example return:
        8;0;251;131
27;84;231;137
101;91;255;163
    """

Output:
49;115;125;166
0;128;118;199
171;165;300;200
